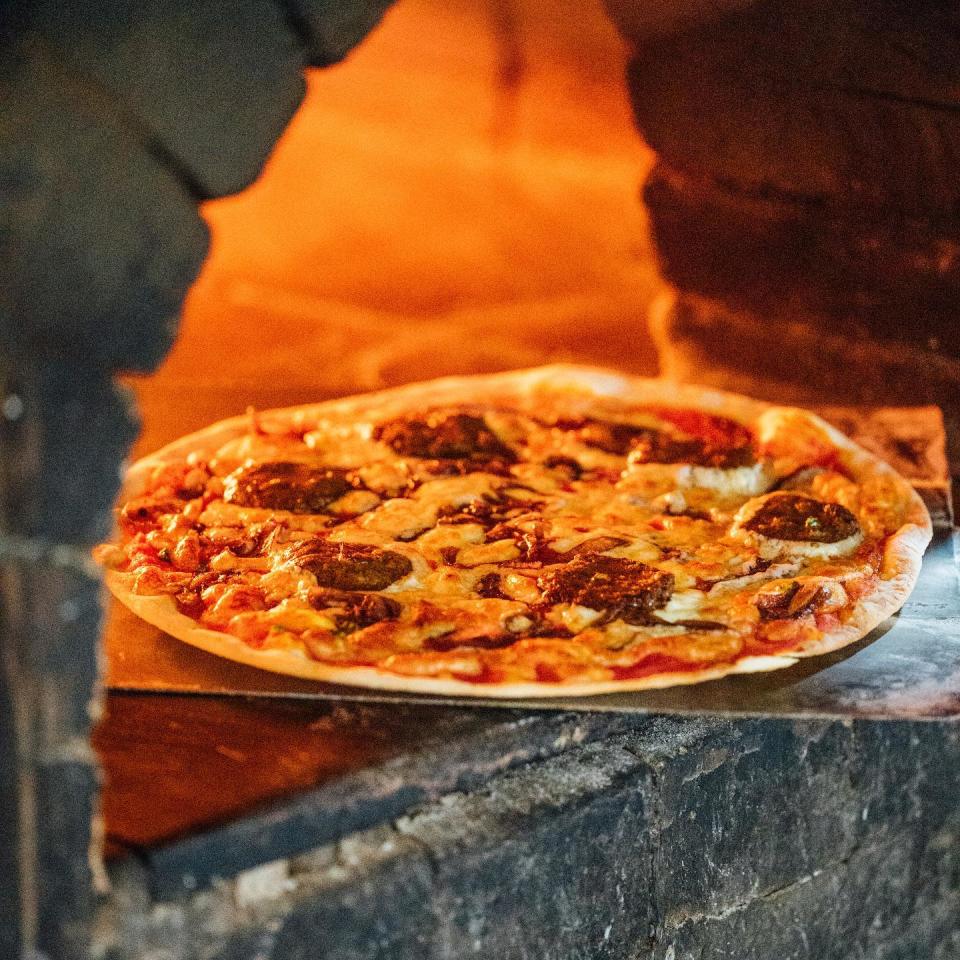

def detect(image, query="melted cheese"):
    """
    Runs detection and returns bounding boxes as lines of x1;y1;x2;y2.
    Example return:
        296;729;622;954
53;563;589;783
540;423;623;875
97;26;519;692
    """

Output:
656;590;707;622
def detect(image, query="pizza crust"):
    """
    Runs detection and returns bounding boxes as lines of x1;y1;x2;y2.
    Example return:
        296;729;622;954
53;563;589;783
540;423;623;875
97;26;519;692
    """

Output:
106;568;799;696
105;364;932;698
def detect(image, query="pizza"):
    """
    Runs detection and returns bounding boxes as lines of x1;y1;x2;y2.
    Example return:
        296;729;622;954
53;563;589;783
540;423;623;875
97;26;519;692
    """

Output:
96;365;932;697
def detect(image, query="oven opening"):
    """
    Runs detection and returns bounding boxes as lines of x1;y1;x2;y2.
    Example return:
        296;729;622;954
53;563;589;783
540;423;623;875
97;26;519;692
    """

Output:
3;0;959;957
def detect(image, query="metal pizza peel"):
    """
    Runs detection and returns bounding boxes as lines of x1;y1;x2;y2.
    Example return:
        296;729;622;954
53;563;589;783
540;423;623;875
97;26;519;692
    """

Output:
104;406;960;721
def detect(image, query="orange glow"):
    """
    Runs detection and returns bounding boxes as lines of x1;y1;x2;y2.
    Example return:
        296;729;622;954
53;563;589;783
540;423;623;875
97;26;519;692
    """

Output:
127;0;658;456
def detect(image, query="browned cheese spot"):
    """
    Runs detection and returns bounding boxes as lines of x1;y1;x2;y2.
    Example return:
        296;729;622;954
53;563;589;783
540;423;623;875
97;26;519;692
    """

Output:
755;581;827;621
310;589;402;629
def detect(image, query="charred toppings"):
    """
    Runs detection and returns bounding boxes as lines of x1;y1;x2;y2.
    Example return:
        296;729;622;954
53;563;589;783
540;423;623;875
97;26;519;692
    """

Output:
474;572;507;599
310;589;402;629
120;496;180;533
481;526;628;564
374;411;516;463
744;493;860;543
573;419;657;456
224;462;355;513
424;631;517;652
542;455;584;479
755;581;827;621
559;417;754;467
538;555;675;625
630;433;754;469
437;493;541;529
284;539;413;591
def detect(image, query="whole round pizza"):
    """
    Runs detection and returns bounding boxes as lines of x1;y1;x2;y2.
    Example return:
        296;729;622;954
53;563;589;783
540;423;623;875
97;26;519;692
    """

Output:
97;366;932;697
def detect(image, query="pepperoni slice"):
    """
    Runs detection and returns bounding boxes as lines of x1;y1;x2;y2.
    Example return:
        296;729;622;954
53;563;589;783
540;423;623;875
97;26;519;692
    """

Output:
538;555;675;625
285;540;413;590
224;462;354;513
561;419;656;456
631;433;754;469
744;493;860;543
560;417;752;467
374;411;515;462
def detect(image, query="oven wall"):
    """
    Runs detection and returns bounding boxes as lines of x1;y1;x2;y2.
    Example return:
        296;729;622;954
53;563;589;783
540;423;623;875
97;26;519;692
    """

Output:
126;0;661;456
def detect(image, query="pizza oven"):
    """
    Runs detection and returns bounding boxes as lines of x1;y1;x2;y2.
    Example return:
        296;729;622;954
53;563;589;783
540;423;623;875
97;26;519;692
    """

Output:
2;1;960;957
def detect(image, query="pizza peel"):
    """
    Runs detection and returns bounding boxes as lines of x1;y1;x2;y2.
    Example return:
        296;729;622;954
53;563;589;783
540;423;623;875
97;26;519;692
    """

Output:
104;406;960;722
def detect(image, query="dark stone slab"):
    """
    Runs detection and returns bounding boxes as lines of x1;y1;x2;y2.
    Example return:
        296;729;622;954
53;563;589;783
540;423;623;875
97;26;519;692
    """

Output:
0;554;108;960
229;835;436;960
395;740;653;960
0;41;209;372
110;704;641;897
0;646;22;959
287;0;397;67
656;809;960;960
1;366;139;545
0;362;138;958
19;0;307;199
98;717;960;959
34;758;98;960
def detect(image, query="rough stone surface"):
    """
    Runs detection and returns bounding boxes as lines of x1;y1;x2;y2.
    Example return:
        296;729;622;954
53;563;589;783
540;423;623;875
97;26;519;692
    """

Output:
613;0;960;219
0;40;210;372
95;717;960;959
34;758;100;960
609;0;960;413
133;708;642;897
643;164;960;358
285;0;397;67
19;0;307;199
0;635;22;959
1;358;137;960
